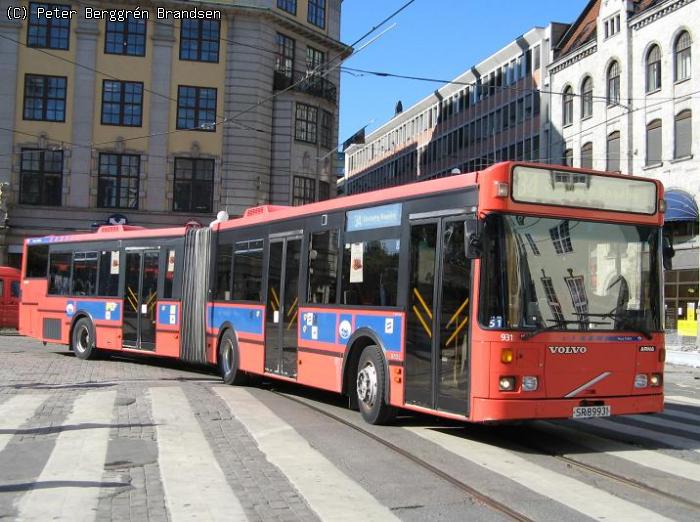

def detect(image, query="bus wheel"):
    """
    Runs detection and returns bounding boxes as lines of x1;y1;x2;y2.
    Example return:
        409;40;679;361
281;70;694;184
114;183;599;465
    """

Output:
72;317;97;360
356;345;395;425
218;330;248;386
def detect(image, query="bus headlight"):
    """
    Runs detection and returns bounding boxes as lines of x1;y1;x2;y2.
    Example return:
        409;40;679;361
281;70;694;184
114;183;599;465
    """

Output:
499;376;516;391
522;376;538;391
634;374;648;388
650;373;662;387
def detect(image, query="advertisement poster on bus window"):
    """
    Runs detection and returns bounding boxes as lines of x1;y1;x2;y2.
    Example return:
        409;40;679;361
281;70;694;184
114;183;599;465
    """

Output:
110;251;120;274
167;250;175;272
350;243;364;283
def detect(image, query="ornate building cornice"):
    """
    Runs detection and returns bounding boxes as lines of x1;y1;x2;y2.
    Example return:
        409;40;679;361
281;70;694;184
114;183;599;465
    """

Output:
549;41;597;75
630;0;695;31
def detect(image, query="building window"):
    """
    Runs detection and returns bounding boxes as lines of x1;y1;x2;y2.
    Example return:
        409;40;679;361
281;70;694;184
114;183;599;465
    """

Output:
674;110;692;159
293;176;315;206
604;14;621;39
646;44;662;93
277;0;297;14
27;3;70;50
23;74;66;122
541;275;565;325
97;153;140;209
563;148;573;167
179;19;220;63
105;17;146;56
308;0;326;29
581;142;593;169
581;76;593;118
176;85;217;131
606;131;621;171
565;274;589;316
295;103;318;143
19;149;63;206
320;109;333;149
101;80;143;127
646;119;662;166
549;221;573;254
319;180;330;201
306;46;325;74
173;158;214;213
276;33;295;78
607;61;620;106
674;31;692;82
562;86;574;126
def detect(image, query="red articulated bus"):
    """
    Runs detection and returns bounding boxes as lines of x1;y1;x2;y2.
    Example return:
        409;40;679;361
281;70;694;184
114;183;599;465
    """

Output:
19;162;668;424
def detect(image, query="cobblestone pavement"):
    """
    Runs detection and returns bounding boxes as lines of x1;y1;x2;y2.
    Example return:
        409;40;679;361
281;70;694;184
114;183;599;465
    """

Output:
2;336;700;522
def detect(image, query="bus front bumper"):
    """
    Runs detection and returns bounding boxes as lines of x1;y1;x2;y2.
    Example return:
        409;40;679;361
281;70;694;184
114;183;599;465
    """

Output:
470;393;664;422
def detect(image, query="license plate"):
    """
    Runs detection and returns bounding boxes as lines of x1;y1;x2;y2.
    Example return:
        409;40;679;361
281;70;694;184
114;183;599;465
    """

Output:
572;405;611;419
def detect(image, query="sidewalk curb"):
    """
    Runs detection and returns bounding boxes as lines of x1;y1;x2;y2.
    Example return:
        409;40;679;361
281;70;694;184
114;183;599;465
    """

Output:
666;349;700;368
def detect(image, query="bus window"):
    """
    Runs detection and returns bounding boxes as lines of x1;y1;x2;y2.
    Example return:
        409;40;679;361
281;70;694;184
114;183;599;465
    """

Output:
98;251;120;297
164;249;176;299
72;252;98;296
308;230;339;305
0;280;4;297
232;240;263;301
26;245;49;278
215;244;233;300
341;238;400;307
48;252;72;296
11;280;20;298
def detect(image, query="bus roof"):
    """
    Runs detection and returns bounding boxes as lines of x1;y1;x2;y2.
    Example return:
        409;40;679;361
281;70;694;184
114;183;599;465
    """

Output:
25;224;187;246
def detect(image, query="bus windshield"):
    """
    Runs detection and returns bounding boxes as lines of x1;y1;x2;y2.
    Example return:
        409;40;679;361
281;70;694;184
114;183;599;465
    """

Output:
479;214;662;333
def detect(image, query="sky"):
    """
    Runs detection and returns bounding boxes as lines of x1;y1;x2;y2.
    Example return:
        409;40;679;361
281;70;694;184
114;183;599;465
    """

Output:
338;0;589;143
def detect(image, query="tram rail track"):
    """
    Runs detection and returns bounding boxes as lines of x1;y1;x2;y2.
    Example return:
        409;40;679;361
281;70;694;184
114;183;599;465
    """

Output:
512;431;700;512
271;388;700;519
271;390;534;522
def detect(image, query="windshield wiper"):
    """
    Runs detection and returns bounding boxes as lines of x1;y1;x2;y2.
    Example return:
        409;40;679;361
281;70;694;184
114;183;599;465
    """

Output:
572;311;653;340
520;319;608;341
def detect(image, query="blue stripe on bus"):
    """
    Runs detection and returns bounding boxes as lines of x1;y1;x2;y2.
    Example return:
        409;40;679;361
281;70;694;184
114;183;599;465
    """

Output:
157;304;179;326
355;314;402;352
67;300;121;322
209;305;263;335
299;311;337;344
298;309;402;353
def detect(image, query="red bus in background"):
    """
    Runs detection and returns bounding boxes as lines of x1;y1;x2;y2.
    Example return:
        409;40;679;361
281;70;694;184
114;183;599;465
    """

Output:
19;162;668;424
0;266;21;328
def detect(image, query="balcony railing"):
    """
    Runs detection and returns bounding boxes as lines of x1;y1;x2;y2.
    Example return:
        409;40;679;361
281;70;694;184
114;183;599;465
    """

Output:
273;70;337;104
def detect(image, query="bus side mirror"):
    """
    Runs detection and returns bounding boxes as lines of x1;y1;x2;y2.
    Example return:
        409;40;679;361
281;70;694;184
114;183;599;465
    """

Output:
662;234;675;270
465;217;482;259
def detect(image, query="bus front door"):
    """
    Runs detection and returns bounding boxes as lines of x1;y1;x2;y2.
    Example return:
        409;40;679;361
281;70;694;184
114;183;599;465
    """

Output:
405;217;471;415
123;250;159;350
265;236;302;378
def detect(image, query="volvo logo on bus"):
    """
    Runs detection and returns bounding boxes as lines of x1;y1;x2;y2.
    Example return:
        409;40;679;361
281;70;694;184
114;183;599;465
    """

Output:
548;346;588;354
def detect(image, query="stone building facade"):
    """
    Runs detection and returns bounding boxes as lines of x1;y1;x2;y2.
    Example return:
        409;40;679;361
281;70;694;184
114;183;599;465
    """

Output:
548;0;699;331
0;0;348;266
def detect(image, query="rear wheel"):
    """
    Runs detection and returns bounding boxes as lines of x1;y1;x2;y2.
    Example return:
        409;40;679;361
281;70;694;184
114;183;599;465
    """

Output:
72;317;97;360
219;329;249;385
356;345;396;425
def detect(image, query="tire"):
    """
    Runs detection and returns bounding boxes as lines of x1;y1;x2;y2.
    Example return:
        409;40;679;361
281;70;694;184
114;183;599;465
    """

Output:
218;329;249;386
356;345;396;425
72;317;97;360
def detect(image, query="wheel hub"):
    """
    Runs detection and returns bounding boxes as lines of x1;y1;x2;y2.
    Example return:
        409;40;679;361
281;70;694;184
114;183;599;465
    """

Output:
357;362;378;407
76;326;89;353
222;340;234;374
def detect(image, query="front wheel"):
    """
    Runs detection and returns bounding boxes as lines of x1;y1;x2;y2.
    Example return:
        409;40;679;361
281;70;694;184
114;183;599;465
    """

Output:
72;317;98;360
218;329;249;385
356;345;396;425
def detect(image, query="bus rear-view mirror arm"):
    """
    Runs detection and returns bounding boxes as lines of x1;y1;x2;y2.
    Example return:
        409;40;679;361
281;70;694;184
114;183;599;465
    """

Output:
465;217;482;259
662;233;675;271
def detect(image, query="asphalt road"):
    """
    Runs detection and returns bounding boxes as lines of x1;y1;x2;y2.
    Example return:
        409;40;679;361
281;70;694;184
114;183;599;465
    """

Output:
1;335;699;521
